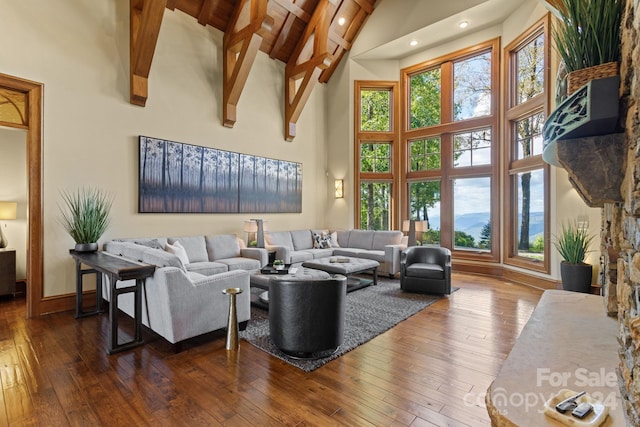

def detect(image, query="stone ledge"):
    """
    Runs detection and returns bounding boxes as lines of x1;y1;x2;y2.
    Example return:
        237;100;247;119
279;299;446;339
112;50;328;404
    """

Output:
486;290;626;426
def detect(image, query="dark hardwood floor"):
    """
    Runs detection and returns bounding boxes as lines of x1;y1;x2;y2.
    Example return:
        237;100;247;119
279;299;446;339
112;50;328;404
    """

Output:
0;273;543;426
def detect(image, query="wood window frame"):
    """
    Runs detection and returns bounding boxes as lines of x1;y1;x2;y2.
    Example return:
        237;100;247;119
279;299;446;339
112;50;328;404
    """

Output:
400;38;501;262
354;81;400;229
503;15;551;273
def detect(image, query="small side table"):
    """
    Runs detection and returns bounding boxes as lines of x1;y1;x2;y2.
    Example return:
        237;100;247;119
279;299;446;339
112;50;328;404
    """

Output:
70;250;155;354
0;249;16;297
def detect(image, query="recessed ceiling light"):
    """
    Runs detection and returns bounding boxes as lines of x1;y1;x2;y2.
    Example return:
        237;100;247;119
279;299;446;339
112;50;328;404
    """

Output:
338;17;346;26
410;40;418;47
459;20;469;29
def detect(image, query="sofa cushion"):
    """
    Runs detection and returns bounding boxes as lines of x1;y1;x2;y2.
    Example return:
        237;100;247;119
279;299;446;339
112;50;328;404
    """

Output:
290;229;314;250
165;241;190;266
355;250;386;263
348;230;374;250
308;248;334;259
205;234;241;261
185;261;228;276
122;244;149;262
406;263;445;279
168;236;208;263
217;257;261;271
142;248;185;270
335;230;350;248
332;248;367;258
265;231;294;249
134;238;165;250
372;231;403;250
290;251;314;263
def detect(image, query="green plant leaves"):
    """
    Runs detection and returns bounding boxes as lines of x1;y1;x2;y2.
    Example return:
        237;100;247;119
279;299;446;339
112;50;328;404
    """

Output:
59;188;113;244
552;0;623;72
553;220;594;264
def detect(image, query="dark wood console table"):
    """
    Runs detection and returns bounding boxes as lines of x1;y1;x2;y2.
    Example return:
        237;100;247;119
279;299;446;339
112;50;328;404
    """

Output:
70;250;155;354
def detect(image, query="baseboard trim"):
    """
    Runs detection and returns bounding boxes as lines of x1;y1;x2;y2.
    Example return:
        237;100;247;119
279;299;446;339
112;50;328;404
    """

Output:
453;261;561;290
39;290;97;315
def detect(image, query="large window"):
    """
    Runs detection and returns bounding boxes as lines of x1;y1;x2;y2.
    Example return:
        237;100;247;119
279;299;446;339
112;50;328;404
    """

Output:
355;82;399;230
504;17;550;272
402;38;500;261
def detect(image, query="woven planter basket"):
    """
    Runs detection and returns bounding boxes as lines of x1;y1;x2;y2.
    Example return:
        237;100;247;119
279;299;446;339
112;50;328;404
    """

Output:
567;62;618;95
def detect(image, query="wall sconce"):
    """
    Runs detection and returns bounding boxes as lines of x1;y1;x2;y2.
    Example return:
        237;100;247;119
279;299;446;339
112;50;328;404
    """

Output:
243;219;267;247
402;219;429;247
0;202;17;248
334;179;344;198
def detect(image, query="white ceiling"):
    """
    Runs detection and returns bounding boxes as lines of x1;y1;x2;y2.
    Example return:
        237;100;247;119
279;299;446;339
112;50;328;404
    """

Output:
352;0;531;60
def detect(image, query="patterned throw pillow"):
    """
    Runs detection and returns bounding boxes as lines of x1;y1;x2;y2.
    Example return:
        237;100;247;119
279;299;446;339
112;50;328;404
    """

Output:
313;232;333;249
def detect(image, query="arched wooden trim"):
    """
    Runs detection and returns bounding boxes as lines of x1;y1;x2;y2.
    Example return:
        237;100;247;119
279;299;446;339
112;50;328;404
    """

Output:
284;0;337;141
223;0;273;127
130;0;167;106
0;73;43;318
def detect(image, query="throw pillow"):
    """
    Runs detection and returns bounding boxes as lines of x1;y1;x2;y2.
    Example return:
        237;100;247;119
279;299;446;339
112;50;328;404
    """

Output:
312;233;322;249
313;232;333;249
329;231;340;248
165;241;190;266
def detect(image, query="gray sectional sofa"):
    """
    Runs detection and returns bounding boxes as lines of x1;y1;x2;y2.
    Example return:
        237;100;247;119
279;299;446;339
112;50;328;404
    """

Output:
102;234;268;346
264;229;407;276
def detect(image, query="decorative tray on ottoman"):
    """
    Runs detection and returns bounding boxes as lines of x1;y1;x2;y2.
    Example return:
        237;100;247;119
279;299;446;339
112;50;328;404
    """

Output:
260;264;292;275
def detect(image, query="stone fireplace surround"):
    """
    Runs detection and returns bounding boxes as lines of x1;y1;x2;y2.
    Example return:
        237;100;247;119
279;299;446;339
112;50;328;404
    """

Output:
592;1;640;423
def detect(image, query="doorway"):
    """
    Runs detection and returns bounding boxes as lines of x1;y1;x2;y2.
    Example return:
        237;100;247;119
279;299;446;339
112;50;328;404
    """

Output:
0;73;43;318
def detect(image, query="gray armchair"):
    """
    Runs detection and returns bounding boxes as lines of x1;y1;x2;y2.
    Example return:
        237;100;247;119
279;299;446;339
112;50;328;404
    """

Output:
400;246;452;294
269;275;347;359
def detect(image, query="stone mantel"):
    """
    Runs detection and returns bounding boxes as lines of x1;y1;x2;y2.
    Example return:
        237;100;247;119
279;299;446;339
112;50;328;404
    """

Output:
542;76;623;207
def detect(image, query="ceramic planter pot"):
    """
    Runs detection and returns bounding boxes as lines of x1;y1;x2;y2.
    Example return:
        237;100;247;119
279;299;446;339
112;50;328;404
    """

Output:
560;262;592;293
74;242;98;253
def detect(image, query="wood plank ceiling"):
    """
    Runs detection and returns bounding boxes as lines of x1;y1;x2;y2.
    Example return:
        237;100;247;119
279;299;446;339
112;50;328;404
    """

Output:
130;0;376;141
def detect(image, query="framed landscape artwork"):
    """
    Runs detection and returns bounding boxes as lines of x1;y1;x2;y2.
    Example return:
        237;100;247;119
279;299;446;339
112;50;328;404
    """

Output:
138;136;302;213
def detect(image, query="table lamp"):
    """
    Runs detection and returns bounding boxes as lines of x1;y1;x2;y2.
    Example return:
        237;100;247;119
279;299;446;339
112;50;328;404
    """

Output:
243;219;267;247
0;202;17;249
402;219;429;247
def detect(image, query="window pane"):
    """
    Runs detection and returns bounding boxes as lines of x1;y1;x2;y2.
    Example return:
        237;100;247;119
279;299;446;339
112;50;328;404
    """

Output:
361;89;391;131
409;138;441;171
408;181;441;245
360;143;391;172
360;182;392;230
516;33;545;104
515;169;545;261
515;112;544;159
453;128;492;167
410;68;441;129
453;52;491;121
453;177;491;251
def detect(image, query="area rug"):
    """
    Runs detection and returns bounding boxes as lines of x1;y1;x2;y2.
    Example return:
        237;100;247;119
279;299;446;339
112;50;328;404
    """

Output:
240;277;450;372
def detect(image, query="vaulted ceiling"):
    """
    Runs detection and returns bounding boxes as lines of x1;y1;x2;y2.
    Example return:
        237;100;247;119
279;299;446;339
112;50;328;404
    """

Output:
129;0;376;141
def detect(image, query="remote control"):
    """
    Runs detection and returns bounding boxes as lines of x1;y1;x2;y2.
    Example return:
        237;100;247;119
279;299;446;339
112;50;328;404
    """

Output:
572;402;593;419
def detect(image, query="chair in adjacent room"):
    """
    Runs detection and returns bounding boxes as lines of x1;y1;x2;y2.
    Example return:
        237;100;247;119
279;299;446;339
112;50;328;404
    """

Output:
269;275;347;359
400;246;452;295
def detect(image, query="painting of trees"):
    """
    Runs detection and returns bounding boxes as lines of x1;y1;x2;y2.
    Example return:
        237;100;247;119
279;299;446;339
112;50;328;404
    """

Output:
138;136;302;213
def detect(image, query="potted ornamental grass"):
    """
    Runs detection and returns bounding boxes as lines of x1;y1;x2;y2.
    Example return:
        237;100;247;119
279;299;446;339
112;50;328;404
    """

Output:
553;220;595;293
59;187;113;252
550;0;623;94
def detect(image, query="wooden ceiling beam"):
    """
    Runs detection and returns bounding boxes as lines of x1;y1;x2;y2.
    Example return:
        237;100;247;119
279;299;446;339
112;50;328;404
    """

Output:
130;0;167;107
269;12;296;59
284;0;337;141
223;0;274;127
272;0;312;23
197;0;216;25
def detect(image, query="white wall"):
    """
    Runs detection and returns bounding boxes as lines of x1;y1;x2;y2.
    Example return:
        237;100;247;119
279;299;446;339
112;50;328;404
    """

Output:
2;0;328;297
0;127;27;280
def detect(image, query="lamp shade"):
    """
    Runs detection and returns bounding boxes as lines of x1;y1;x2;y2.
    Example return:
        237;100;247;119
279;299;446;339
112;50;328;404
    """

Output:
243;220;258;233
0;202;17;220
